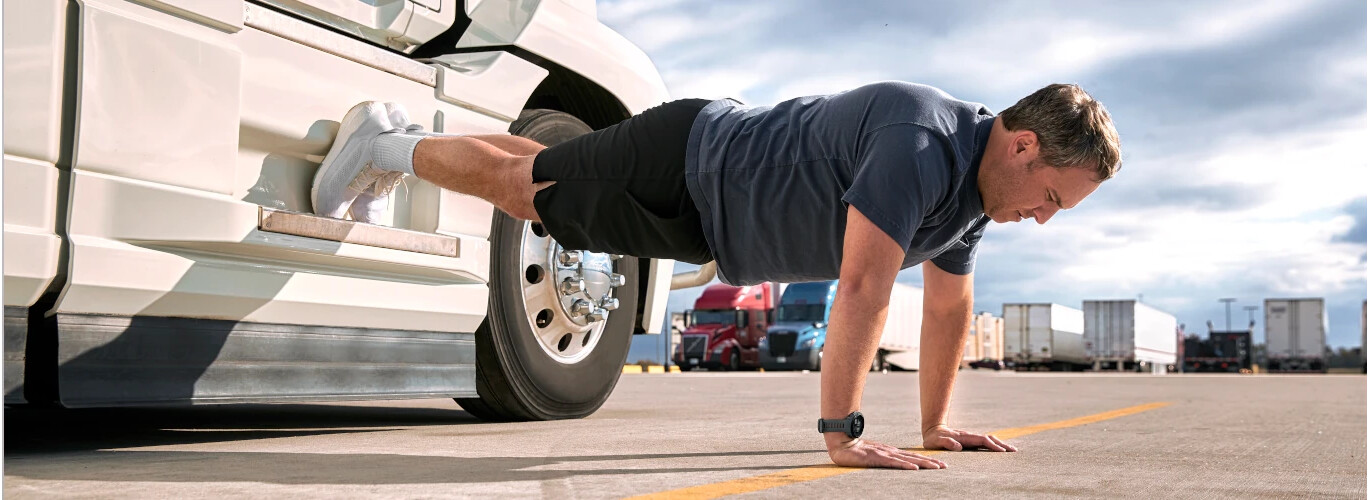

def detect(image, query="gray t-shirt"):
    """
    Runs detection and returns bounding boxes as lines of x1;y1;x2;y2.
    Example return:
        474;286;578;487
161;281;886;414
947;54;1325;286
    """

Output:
684;82;993;286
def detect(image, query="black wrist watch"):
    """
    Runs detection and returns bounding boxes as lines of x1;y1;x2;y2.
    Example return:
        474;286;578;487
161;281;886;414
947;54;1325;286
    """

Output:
817;411;864;438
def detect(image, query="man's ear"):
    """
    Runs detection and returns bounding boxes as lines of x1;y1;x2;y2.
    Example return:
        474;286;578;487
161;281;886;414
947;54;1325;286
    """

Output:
1013;130;1038;155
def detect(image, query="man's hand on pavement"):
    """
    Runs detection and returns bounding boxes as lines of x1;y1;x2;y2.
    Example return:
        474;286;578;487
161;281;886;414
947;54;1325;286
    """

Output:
921;424;1018;452
826;436;947;470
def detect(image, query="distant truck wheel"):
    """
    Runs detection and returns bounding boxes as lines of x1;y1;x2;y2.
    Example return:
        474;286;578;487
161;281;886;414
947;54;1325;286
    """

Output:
728;350;740;371
456;110;639;421
870;350;886;372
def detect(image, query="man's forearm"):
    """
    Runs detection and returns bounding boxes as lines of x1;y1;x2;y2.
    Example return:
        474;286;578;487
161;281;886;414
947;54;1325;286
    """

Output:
919;301;972;432
820;278;892;445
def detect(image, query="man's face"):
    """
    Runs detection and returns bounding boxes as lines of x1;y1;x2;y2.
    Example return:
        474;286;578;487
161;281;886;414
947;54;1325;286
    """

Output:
981;158;1102;225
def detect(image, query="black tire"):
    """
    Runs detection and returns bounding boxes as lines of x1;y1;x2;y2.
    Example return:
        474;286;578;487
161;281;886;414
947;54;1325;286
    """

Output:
870;350;886;372
728;350;740;371
455;110;640;421
679;364;693;372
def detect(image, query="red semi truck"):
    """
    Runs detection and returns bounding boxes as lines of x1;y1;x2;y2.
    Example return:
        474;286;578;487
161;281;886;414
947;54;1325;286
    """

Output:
674;283;776;371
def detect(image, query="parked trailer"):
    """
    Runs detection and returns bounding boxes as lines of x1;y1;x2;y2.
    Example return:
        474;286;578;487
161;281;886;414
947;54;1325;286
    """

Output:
962;312;1005;368
1264;298;1327;373
1003;304;1088;371
878;283;923;371
1084;300;1178;373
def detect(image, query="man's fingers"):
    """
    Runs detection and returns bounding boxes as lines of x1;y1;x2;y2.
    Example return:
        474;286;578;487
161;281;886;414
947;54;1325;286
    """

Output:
987;434;1018;452
938;437;964;451
881;449;941;469
882;449;944;470
871;450;920;470
970;433;1007;452
893;449;948;468
900;452;945;470
869;443;948;468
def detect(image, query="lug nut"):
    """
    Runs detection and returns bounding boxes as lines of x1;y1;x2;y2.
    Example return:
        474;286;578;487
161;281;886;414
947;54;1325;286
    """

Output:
559;278;585;295
558;250;582;266
600;297;620;311
586;307;608;322
609;273;627;287
570;299;594;317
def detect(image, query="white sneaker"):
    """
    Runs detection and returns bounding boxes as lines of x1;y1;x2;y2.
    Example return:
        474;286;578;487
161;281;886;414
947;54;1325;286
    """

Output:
348;102;416;224
310;101;397;219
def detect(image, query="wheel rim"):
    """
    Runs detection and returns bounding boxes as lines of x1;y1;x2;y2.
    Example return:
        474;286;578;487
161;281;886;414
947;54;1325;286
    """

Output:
519;220;625;364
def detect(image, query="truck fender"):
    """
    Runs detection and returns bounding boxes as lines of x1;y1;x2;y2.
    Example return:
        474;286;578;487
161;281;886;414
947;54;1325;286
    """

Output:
457;0;670;115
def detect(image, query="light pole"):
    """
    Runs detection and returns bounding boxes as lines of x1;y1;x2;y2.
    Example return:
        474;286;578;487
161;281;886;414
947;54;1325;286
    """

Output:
1243;306;1258;330
1219;298;1237;331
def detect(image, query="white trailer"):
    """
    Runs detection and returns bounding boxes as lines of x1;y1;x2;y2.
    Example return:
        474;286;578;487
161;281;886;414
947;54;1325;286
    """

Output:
1083;300;1178;373
878;283;923;371
1003;303;1088;370
1264;298;1328;372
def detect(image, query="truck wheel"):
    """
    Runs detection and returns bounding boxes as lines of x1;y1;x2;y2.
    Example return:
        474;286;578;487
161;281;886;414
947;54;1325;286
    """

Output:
870;350;886;372
728;350;740;371
455;110;639;421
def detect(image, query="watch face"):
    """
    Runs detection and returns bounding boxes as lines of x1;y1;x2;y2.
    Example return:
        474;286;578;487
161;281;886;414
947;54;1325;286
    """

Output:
850;415;864;436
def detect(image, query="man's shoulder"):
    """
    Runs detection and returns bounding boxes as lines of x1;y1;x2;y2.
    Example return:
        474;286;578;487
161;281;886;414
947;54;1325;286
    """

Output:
856;81;992;128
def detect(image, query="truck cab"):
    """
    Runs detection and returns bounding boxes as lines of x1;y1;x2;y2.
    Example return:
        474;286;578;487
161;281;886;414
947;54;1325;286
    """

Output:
674;283;774;371
760;281;837;371
3;0;682;421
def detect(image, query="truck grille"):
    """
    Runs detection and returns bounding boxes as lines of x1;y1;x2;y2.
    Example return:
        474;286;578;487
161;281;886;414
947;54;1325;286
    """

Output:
769;331;796;357
682;335;707;358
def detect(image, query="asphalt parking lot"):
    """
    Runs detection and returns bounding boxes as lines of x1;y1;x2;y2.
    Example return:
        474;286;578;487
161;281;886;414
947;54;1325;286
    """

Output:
5;371;1365;499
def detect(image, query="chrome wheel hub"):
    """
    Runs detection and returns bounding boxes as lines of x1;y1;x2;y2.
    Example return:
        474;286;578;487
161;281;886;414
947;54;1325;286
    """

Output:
519;221;625;364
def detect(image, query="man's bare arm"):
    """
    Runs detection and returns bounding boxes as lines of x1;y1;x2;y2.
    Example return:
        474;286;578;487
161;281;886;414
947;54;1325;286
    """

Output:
918;262;1016;452
820;207;946;470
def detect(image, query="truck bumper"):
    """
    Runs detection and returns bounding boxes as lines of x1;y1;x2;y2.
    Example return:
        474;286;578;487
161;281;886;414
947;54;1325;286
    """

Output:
760;348;820;371
674;354;720;369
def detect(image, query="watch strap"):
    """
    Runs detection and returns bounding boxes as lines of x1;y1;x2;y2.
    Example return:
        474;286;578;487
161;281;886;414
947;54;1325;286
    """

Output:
817;418;849;433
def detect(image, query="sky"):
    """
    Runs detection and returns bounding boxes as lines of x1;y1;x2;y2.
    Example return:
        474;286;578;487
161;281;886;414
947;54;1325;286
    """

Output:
616;0;1368;362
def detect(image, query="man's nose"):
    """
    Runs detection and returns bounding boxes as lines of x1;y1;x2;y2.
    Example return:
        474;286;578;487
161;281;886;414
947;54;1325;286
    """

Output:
1034;205;1059;225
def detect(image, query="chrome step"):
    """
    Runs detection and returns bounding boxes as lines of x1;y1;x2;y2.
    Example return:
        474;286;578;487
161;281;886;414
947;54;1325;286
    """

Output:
258;207;460;257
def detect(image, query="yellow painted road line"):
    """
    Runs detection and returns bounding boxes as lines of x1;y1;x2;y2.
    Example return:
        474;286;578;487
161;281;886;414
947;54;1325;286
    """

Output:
989;401;1171;440
626;401;1172;500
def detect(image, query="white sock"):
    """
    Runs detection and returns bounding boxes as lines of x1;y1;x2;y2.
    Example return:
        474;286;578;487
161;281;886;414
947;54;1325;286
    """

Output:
371;132;423;175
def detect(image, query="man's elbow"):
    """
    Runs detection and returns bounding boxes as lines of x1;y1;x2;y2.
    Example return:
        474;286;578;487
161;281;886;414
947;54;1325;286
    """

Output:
835;278;891;306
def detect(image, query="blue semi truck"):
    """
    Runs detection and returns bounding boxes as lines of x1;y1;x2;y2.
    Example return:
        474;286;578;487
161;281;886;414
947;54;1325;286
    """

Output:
760;281;837;371
759;280;923;371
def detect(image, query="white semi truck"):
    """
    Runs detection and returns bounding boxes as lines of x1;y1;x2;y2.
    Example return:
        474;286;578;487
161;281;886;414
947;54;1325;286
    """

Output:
2;0;712;420
1003;303;1088;371
1083;300;1178;373
1264;298;1328;373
